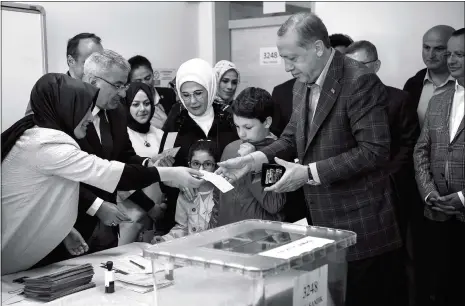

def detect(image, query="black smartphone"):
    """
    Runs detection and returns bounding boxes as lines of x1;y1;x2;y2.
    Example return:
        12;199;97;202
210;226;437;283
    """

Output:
261;163;286;187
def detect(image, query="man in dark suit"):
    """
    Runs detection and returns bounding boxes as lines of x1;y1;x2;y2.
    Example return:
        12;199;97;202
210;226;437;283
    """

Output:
218;13;405;306
270;78;296;136
77;49;158;252
414;28;465;306
25;32;104;116
345;40;420;243
345;40;419;304
403;25;456;129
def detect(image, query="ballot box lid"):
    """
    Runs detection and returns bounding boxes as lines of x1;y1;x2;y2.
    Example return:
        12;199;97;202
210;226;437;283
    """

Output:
143;220;356;278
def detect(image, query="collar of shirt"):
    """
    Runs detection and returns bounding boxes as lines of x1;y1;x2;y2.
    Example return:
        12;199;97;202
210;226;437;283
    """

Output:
455;80;464;92
308;48;336;89
153;87;161;105
423;69;455;87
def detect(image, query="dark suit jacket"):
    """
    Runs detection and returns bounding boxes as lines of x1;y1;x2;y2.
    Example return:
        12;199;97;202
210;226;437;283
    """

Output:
385;86;421;236
155;87;176;116
403;68;427;109
75;104;146;241
271;78;297;136
261;51;402;261
414;88;465;223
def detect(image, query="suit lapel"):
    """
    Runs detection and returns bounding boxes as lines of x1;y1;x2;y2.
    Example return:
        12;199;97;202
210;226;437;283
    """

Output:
304;53;344;154
439;90;454;142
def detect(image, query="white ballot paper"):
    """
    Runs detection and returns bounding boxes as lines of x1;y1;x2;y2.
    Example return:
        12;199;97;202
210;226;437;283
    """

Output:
199;170;234;193
153;147;180;162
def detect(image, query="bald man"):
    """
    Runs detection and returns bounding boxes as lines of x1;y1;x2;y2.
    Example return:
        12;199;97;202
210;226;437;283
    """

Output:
403;25;456;128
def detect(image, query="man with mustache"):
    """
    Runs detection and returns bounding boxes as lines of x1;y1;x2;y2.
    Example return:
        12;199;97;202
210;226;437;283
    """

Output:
404;25;456;129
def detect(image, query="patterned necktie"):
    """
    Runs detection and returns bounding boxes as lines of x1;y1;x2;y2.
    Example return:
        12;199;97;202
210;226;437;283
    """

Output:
306;85;316;143
98;111;113;159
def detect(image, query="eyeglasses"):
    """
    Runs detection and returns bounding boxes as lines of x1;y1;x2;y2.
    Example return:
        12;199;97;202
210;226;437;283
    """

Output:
94;75;129;91
181;90;206;102
190;160;215;170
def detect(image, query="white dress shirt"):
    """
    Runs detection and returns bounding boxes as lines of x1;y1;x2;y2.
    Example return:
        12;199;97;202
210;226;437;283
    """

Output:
450;81;465;205
1;128;125;274
417;71;455;128
86;106;150;216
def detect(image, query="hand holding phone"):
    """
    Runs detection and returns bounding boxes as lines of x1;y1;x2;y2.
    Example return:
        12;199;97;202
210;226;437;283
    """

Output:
261;163;286;187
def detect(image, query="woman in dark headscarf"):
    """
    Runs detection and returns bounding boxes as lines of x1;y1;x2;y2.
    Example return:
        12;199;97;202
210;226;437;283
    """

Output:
1;73;203;275
117;82;172;245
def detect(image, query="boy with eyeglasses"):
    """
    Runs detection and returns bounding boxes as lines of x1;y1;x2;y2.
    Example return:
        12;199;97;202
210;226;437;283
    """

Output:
209;87;286;228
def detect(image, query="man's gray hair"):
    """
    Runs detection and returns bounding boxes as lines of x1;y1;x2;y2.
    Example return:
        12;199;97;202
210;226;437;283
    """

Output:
83;49;130;77
277;12;331;48
345;40;379;62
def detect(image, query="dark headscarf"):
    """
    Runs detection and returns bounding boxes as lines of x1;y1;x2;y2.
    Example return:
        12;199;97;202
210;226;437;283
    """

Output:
1;73;99;161
124;82;155;134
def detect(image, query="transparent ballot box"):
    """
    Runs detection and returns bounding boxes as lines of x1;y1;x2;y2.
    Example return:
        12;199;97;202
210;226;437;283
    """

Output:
143;220;356;306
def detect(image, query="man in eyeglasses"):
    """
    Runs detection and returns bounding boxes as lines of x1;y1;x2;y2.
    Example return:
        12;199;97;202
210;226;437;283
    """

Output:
73;49;165;253
345;40;420;305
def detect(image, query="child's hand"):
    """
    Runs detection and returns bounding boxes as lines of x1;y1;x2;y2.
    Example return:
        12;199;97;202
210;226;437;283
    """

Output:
151;236;165;244
238;142;256;157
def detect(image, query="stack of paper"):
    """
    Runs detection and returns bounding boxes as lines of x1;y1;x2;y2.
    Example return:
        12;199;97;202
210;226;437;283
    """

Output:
116;273;173;293
23;264;95;302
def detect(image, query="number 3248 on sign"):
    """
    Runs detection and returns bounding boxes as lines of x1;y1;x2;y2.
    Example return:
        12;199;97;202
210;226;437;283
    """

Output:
259;47;282;65
293;265;328;306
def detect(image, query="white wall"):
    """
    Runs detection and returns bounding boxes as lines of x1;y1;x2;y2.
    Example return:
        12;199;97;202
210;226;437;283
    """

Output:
314;2;465;89
20;1;199;74
197;1;215;65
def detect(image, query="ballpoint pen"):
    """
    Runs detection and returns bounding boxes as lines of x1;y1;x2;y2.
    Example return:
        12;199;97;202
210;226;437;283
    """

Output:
129;260;146;270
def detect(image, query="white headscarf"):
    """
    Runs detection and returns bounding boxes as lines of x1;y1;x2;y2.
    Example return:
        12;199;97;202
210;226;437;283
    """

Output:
213;60;241;103
176;58;217;136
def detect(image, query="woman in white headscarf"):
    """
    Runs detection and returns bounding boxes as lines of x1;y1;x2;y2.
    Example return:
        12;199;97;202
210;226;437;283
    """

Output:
213;60;241;108
157;58;238;234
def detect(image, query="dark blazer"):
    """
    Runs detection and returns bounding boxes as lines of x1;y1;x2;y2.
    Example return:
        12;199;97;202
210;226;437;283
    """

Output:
385;86;421;237
75;104;146;241
271;78;297;136
155;87;176;116
261;51;402;261
414;87;465;223
403;68;427;109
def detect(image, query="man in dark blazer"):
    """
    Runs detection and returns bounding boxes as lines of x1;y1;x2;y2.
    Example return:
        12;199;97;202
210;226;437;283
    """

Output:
25;32;104;116
76;49;157;253
413;28;465;306
218;13;405;306
270;78;296;136
345;40;419;304
345;40;420;243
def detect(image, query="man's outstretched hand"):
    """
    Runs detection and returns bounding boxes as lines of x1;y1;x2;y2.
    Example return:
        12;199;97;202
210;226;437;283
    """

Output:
216;155;255;183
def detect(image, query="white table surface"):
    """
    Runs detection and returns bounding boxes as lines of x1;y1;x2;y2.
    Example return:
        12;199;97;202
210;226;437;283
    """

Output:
1;242;300;306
